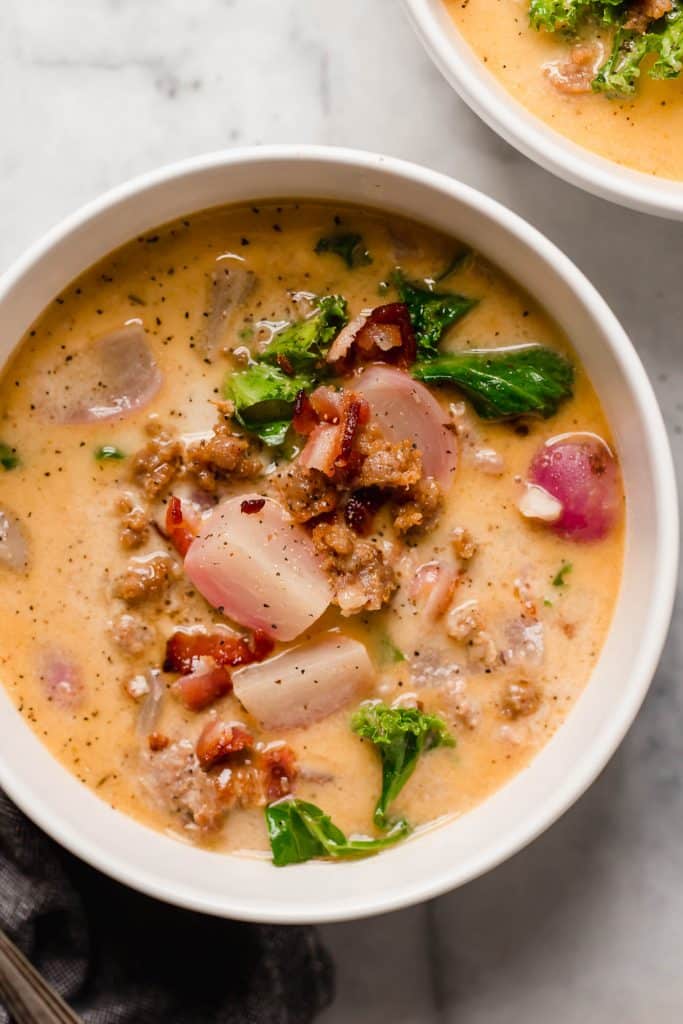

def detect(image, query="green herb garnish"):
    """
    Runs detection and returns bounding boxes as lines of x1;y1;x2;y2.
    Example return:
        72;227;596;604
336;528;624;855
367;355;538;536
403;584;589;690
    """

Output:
552;562;573;587
0;443;20;471
95;445;126;461
393;269;477;359
314;233;372;269
265;798;409;866
352;703;454;828
529;0;622;34
413;344;574;420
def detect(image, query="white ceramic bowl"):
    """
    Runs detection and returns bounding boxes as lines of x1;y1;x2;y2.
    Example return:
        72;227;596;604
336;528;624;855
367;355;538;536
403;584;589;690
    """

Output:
0;146;677;922
404;0;683;219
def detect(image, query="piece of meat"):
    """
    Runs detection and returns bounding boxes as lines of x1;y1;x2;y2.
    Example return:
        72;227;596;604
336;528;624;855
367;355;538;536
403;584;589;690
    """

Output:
196;720;253;770
131;423;183;499
544;42;604;95
446;600;498;669
354;428;423;491
500;680;541;719
275;463;339;523
261;743;298;801
625;0;671;31
393;476;442;535
116;495;150;550
451;526;477;561
109;612;155;656
163;628;274;674
165;496;198;557
326;303;416;370
297;388;370;479
113;554;175;603
173;662;233;711
186;414;262;493
141;739;230;830
312;518;397;614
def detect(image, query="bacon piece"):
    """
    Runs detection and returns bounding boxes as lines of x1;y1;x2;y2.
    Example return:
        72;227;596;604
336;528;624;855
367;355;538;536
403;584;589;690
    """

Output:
297;387;370;479
240;497;266;515
174;663;233;711
343;487;384;534
327;302;416;370
196;719;253;770
165;496;197;557
261;743;298;801
292;390;318;435
163;628;274;674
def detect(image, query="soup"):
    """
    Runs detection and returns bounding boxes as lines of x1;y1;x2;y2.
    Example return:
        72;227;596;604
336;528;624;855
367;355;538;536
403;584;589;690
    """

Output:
0;201;623;865
447;0;683;180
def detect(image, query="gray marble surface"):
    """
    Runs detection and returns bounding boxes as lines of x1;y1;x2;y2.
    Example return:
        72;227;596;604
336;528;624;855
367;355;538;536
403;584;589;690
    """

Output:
1;1;681;1021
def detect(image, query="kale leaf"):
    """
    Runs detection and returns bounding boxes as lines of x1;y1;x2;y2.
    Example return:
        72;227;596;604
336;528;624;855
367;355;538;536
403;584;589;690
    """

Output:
265;798;409;866
393;269;477;359
529;0;623;33
351;703;454;828
261;294;348;373
0;443;20;471
314;233;373;269
225;362;312;446
225;295;347;445
552;562;573;586
592;27;654;95
413;344;574;420
650;6;683;79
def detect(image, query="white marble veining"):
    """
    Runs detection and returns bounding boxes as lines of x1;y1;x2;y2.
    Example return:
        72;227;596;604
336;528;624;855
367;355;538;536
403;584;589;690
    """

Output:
2;1;682;1020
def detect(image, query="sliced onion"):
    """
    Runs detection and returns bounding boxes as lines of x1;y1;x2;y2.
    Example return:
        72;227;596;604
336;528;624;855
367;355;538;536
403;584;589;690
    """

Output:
528;434;621;541
410;560;458;619
0;506;28;571
47;323;161;423
201;266;255;357
183;494;332;642
39;649;84;710
351;364;457;485
233;631;375;729
137;669;165;734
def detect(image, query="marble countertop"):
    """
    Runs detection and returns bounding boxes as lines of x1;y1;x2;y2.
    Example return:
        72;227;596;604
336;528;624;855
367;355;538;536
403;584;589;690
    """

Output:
2;1;681;1021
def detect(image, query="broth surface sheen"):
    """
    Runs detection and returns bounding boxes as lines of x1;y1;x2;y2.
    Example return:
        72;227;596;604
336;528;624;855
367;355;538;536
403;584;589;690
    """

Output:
0;201;623;861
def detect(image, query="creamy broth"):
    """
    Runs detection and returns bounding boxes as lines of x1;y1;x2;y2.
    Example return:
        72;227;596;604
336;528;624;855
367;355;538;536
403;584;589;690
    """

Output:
447;0;683;180
0;201;623;860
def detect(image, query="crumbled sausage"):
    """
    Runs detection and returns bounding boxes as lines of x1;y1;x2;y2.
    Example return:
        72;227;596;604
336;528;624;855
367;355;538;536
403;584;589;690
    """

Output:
186;414;262;493
141;739;229;830
500;680;541;719
113;555;175;603
312;518;397;614
625;0;671;31
544;43;603;95
116;495;150;549
451;526;477;560
275;463;338;523
131;423;183;499
110;612;156;655
446;600;497;669
354;428;422;491
393;476;442;535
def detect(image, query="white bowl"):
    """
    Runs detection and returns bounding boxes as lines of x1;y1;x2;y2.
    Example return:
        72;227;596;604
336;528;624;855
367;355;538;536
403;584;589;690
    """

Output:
0;146;677;922
404;0;683;219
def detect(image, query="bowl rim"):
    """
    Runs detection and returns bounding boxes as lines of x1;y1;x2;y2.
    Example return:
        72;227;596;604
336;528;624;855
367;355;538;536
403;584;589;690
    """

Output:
403;0;683;220
0;144;678;923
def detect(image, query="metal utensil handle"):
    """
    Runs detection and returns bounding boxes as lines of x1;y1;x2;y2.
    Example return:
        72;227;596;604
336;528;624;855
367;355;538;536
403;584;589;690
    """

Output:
0;927;82;1023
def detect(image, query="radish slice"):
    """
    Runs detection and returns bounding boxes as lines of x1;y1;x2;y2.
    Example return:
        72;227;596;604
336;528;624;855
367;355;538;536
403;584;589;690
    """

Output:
528;434;621;541
183;494;332;641
201;266;255;357
46;323;161;423
39;649;84;709
233;631;375;729
351;365;457;485
0;506;28;571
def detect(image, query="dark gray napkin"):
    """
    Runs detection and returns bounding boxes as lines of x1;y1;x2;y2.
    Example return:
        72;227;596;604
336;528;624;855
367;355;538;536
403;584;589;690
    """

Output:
0;790;333;1023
